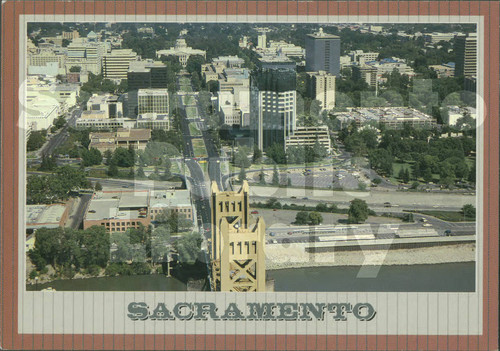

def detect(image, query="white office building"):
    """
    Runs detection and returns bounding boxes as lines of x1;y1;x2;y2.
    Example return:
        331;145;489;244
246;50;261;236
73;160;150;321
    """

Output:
102;49;138;82
137;89;169;115
307;71;336;111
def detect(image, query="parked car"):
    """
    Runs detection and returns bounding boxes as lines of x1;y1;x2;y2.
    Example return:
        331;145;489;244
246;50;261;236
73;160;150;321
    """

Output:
251;211;259;214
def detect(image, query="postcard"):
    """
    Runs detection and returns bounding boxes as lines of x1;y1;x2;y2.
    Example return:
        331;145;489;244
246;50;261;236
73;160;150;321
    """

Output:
1;1;498;350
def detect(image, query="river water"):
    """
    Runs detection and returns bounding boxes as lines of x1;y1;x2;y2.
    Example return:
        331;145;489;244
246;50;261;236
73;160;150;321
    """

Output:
27;262;474;292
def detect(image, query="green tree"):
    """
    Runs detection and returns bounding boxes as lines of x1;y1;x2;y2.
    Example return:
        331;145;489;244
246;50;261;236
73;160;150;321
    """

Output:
104;150;113;165
112;147;134;167
348;199;369;224
461;204;476;219
39;154;57;171
368;149;393;176
110;231;134;263
108;163;119;177
136;166;146;178
423;168;434;183
94;181;103;191
238;167;246;182
27;130;46;151
174;232;203;266
266;143;287;164
294;211;309;225
81;147;102;167
308;212;323;225
233;146;251;168
315;203;328;212
252;146;263;164
53;115;66;130
258;168;266;185
161;158;172;180
272;165;280;186
186;55;206;75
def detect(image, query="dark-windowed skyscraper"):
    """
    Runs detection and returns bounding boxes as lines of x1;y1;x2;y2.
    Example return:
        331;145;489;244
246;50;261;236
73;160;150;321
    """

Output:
127;60;168;117
249;57;297;151
305;28;341;76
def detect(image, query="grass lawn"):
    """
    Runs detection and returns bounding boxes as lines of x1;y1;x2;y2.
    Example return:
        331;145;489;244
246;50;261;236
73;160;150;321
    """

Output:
408;210;475;222
182;95;195;106
87;168;108;178
192;139;207;158
188;122;202;136
392;162;413;177
186;106;198;118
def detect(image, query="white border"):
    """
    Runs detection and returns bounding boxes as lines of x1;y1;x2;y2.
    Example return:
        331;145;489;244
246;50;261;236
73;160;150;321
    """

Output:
18;15;484;335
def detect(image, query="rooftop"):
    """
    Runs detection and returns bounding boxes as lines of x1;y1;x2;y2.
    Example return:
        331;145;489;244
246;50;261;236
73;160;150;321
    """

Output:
138;88;169;96
116;128;152;140
129;60;166;73
137;113;169;121
307;28;340;39
85;191;149;221
26;204;66;229
88;94;120;105
150;190;192;208
106;49;136;56
336;107;435;123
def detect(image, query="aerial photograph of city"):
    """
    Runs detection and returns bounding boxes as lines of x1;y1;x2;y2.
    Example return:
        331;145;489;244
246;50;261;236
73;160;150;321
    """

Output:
24;22;478;293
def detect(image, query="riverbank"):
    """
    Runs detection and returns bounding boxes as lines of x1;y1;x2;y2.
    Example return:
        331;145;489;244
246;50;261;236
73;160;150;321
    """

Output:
265;243;475;270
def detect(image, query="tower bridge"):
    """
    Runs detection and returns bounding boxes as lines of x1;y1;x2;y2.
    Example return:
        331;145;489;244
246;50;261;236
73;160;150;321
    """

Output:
209;181;267;292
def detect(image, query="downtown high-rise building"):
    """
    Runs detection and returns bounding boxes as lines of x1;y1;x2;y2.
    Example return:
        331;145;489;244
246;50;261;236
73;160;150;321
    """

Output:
250;57;297;151
305;28;341;76
138;89;169;115
127;60;168;117
306;71;336;111
102;49;138;82
455;33;477;77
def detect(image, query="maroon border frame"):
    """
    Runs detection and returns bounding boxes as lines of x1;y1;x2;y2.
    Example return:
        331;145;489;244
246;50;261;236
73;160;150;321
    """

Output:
1;1;498;350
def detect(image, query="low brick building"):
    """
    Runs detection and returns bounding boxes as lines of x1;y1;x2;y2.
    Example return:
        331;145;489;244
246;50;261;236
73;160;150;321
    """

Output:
83;190;151;232
89;128;151;153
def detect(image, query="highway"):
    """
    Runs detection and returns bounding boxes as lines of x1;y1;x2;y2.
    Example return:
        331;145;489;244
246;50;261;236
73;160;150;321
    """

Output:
248;188;475;210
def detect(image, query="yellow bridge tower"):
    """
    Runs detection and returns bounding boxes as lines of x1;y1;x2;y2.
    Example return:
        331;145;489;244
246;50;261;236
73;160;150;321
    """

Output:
210;181;266;292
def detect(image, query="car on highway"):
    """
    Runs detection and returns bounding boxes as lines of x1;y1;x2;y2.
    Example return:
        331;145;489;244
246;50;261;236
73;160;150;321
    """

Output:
287;231;293;235
251;210;259;214
384;202;391;207
269;232;275;237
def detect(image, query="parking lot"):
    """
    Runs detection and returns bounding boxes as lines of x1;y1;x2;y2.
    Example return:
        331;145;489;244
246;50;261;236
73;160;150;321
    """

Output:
251;209;402;229
248;165;369;190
